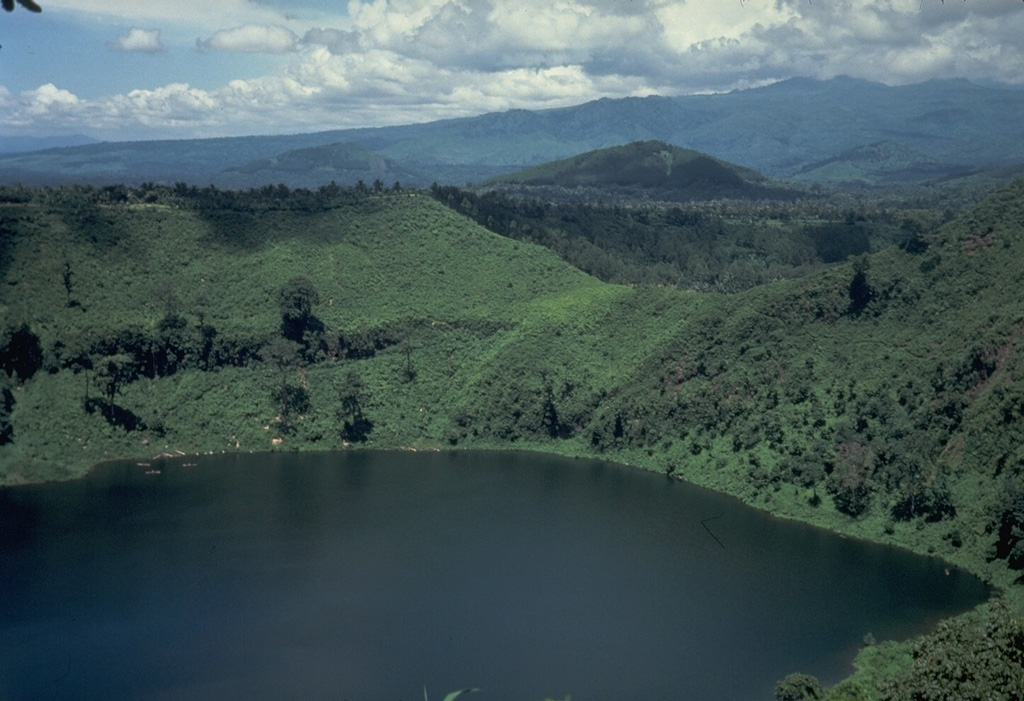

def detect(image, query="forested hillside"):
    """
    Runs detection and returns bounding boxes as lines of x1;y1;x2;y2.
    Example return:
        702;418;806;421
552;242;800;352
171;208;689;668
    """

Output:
429;183;935;291
2;180;1024;698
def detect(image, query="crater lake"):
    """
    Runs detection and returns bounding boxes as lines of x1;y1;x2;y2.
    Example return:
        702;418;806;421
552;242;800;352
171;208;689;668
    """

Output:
0;450;991;700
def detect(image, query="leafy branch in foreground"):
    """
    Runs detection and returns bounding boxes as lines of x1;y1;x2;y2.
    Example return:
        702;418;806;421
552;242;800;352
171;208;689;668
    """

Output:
421;688;569;701
1;0;42;12
423;687;478;701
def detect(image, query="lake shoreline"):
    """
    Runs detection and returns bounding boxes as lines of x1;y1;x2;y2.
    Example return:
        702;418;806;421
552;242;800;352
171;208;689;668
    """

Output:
1;448;996;700
6;439;1004;593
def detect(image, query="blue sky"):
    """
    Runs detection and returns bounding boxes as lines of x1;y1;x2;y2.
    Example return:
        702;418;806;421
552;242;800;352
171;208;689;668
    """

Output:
2;0;1023;142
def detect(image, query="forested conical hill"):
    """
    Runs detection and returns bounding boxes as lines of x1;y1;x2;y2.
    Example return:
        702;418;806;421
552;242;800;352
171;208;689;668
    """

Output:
3;180;1024;695
482;140;803;200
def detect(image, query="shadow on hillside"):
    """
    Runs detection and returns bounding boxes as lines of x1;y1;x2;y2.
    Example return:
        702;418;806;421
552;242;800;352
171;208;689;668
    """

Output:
341;416;373;443
188;186;382;253
84;398;147;432
195;210;273;252
59;201;137;255
0;223;15;281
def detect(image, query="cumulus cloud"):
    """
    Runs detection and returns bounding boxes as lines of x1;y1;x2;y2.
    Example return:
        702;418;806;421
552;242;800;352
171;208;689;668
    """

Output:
109;28;164;53
198;24;298;53
25;84;81;115
736;0;1024;86
5;0;1024;140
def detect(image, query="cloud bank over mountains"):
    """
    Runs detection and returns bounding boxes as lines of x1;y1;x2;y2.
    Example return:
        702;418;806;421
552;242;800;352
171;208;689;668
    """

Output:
3;0;1023;140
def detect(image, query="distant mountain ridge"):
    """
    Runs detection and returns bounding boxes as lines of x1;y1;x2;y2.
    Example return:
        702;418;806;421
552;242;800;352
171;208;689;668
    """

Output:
792;140;969;187
0;134;100;154
1;76;1022;188
218;142;424;189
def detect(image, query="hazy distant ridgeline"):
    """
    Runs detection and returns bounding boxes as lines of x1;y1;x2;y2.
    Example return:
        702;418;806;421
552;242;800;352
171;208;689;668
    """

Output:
2;77;1023;188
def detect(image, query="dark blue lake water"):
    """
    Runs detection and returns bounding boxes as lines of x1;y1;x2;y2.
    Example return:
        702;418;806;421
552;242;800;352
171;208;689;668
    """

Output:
0;451;990;700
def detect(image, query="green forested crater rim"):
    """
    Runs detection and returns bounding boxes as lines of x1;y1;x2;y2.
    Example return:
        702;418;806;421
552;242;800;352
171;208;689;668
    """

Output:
3;179;1024;698
1;180;1024;570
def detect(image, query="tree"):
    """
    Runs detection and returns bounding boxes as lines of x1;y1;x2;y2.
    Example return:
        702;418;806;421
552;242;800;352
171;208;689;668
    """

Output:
775;673;824;701
191;289;215;370
829;441;874;517
61;258;76;307
93;353;137;413
68;354;93;403
399;334;416;382
260;337;308;432
154;313;188;376
847;255;872;316
0;324;43;383
261;337;300;380
151;277;181;321
338;369;373;442
880;601;1024;701
277;276;321;346
992;481;1024;571
0;372;14;445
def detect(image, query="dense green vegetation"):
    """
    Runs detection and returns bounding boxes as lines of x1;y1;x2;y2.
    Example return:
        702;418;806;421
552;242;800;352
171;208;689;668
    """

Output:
3;179;1024;697
429;182;938;291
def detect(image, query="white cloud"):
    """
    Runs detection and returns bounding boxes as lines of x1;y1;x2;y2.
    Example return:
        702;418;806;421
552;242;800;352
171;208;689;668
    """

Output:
653;0;795;50
0;84;84;130
736;0;1024;86
198;24;298;53
109;28;164;53
25;84;81;115
0;45;654;139
4;0;1024;140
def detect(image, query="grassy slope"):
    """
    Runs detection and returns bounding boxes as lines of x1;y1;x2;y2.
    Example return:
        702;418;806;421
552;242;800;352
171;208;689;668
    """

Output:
0;194;606;479
3;183;1024;696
